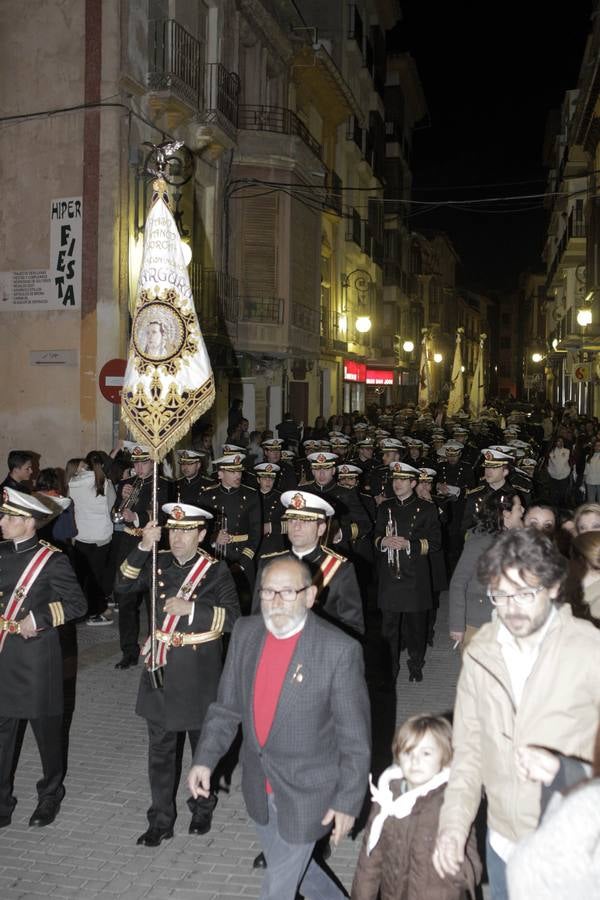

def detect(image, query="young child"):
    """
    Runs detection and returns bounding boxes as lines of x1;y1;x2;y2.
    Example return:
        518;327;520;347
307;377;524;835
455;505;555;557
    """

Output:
351;714;481;900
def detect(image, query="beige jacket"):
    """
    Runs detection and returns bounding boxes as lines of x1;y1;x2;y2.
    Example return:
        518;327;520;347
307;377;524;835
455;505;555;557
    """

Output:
438;604;600;845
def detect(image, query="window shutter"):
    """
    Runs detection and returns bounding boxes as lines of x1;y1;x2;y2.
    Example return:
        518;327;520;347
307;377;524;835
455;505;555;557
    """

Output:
241;194;278;296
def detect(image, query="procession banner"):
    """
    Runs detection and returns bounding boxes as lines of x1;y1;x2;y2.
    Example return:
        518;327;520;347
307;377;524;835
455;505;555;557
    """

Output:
469;333;486;417
447;327;465;417
417;329;431;408
121;179;215;461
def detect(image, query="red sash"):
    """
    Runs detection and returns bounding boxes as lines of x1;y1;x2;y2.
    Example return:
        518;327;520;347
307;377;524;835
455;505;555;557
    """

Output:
144;554;216;669
313;552;343;597
0;545;57;653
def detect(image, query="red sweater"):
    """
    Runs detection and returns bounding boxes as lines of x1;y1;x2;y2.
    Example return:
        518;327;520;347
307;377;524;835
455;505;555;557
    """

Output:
253;630;302;793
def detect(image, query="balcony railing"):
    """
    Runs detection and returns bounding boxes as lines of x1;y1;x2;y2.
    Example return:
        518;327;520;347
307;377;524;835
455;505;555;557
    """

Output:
239;297;284;324
292;303;320;333
346;115;363;155
324;170;343;216
238;105;321;159
361;220;372;256
190;265;239;337
346;207;362;246
147;19;202;107
546;202;586;288
202;62;240;128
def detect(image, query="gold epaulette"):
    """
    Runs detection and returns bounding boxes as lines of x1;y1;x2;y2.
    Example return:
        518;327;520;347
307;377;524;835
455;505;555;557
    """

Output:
39;539;61;553
202;485;216;493
195;548;214;561
260;550;288;559
243;485;257;493
158;549;170;554
466;485;485;496
321;546;346;561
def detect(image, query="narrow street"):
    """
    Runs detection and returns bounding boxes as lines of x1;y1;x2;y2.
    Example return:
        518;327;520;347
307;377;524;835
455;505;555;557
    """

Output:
0;600;462;899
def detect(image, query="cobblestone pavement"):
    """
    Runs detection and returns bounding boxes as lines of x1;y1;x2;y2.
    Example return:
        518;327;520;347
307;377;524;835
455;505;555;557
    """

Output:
0;596;464;899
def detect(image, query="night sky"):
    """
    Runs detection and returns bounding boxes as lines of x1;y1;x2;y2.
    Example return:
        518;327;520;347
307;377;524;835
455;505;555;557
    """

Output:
389;1;593;292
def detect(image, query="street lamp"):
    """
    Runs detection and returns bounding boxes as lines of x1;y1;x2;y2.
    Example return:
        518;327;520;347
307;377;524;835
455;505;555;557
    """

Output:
402;340;414;353
433;352;443;364
355;315;372;334
577;307;592;327
531;352;543;363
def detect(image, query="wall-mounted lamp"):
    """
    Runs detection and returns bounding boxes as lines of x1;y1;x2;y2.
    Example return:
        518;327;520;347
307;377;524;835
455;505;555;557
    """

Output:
433;353;443;364
402;340;414;353
531;352;543;363
577;307;593;327
355;315;372;334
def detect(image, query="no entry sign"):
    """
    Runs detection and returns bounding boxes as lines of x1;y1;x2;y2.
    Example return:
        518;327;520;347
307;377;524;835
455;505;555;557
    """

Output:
99;358;127;404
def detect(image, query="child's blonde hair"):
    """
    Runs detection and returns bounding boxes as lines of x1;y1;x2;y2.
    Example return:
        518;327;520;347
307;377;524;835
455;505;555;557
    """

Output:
392;714;453;768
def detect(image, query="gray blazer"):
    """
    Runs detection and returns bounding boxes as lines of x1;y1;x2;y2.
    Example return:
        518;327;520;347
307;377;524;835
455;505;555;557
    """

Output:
193;610;371;843
448;530;495;633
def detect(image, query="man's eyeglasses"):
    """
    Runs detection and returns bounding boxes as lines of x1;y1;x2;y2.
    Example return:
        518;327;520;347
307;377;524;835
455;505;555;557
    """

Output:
259;587;308;604
487;586;544;607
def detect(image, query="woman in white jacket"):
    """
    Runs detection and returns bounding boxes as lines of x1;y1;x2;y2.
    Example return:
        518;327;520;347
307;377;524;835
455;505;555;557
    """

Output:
68;451;116;625
583;437;600;502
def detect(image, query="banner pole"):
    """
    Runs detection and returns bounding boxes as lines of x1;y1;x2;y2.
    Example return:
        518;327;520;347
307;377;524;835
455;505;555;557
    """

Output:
150;459;158;673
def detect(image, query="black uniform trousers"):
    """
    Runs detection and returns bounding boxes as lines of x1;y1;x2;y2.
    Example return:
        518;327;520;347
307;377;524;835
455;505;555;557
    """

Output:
113;533;149;659
380;610;428;678
146;721;203;830
0;715;64;818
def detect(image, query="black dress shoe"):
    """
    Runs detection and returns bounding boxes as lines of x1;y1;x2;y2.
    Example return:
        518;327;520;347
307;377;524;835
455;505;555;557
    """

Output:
29;796;62;827
253;851;267;869
188;792;217;835
408;668;423;682
136;826;174;847
115;655;138;670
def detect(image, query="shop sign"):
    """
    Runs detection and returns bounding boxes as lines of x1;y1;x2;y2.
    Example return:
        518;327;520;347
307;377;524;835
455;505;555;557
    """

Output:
366;368;394;385
343;359;366;382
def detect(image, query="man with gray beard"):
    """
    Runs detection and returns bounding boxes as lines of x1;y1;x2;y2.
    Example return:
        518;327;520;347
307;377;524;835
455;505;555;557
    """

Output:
188;554;371;900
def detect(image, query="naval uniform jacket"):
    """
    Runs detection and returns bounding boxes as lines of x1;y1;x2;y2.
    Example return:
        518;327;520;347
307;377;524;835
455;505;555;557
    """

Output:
111;474;171;569
274;461;298;494
301;480;372;554
0;536;86;718
201;483;262;574
115;545;240;732
252;545;365;636
175;472;216;505
257;487;285;555
193;610;371;844
460;480;530;532
374;494;442;614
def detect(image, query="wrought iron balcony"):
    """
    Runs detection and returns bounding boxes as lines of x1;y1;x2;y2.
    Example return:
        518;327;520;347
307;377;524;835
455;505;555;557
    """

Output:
190;265;239;337
361;220;372;257
346;208;362;246
292;303;320;333
201;62;240;129
323;170;343;217
239;296;284;324
238;105;322;159
147;19;202;108
346;115;363;155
